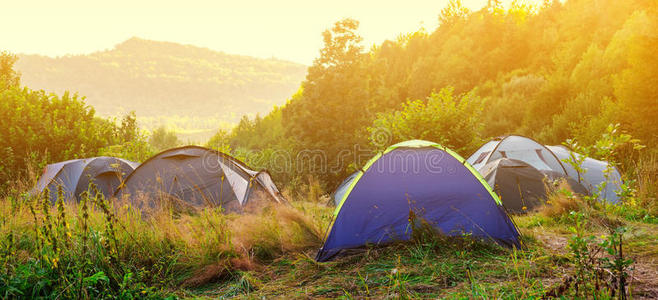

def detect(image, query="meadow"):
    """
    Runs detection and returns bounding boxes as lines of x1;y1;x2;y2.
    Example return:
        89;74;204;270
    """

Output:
1;153;657;299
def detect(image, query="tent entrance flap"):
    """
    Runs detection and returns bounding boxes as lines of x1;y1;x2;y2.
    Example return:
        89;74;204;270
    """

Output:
219;160;250;205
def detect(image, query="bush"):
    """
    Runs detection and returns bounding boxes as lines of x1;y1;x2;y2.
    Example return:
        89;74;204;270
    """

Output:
0;55;149;194
368;87;483;154
0;86;117;193
149;126;180;152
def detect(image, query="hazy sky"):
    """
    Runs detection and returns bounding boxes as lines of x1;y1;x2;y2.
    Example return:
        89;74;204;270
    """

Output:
2;0;540;65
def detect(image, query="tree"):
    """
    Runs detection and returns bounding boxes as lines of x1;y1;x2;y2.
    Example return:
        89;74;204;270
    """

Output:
117;112;139;143
439;0;470;27
99;111;153;162
369;87;484;155
312;18;364;70
0;51;20;89
487;0;504;14
614;27;658;144
149;126;180;151
282;18;371;185
206;128;232;153
207;0;656;191
0;52;154;192
0;88;116;191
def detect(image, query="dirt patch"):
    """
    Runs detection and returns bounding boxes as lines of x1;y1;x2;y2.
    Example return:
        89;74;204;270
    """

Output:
535;232;570;254
535;227;658;299
628;257;658;299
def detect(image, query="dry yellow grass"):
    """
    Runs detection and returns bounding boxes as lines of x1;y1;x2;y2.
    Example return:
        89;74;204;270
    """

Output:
541;181;586;218
0;190;332;292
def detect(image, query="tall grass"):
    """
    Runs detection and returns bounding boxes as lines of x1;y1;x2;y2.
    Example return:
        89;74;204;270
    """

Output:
632;153;658;214
0;186;329;298
541;181;587;220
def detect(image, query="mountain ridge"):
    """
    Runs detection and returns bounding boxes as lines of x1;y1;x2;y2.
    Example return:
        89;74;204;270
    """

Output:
14;37;307;123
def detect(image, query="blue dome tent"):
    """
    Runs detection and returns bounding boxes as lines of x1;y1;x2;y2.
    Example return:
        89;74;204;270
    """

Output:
317;140;521;262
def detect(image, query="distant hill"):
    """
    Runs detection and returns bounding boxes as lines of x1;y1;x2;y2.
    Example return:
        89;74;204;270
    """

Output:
14;37;307;125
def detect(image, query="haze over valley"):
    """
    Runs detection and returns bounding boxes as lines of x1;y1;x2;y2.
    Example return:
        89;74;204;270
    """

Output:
15;37;307;141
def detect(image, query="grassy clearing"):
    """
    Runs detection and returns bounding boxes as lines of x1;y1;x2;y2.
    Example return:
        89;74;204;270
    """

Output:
0;183;656;299
184;188;658;299
194;210;658;299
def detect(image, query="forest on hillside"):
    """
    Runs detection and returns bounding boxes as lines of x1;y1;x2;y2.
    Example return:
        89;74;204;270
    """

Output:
5;0;655;195
212;0;658;191
15;37;307;125
2;0;656;212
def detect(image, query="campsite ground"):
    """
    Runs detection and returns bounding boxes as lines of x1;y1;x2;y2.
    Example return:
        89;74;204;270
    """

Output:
190;211;658;299
1;191;657;299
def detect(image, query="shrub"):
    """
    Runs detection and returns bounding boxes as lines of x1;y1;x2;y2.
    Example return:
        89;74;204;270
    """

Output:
368;87;483;154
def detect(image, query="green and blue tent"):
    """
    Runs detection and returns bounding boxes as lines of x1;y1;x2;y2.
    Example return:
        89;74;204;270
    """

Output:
317;140;521;262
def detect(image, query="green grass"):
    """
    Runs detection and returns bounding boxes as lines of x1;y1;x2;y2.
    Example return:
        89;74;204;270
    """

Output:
0;189;657;299
194;234;559;298
190;214;658;299
189;204;658;299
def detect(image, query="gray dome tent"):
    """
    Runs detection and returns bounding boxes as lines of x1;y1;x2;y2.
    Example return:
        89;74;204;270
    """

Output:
480;158;588;213
479;158;549;213
467;135;568;175
114;146;286;212
546;145;623;203
33;157;139;203
468;135;622;205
